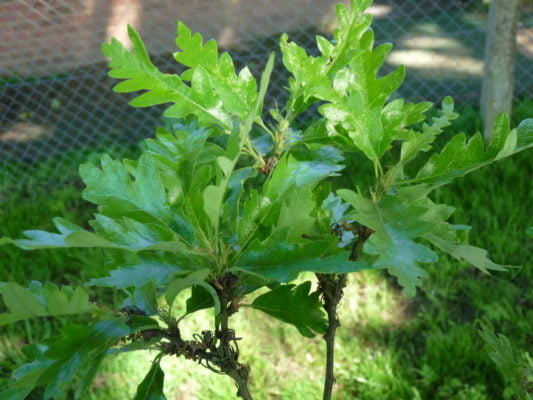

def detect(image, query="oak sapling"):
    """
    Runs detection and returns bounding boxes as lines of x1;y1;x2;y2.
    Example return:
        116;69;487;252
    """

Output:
1;0;531;399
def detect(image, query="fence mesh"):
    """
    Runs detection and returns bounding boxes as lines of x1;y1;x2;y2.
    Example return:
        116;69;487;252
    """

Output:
1;0;532;186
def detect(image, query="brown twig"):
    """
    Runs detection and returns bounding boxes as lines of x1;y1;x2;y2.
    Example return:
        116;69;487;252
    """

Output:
317;223;373;400
316;272;347;400
125;273;252;399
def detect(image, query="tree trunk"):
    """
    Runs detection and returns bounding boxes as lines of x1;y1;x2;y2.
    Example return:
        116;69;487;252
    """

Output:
480;0;521;140
481;0;521;140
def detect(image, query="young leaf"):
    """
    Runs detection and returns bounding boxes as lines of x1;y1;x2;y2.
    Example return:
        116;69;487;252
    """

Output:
390;97;458;176
516;118;532;150
397;114;533;187
127;281;160;316
280;0;373;117
242;51;275;137
424;233;511;274
164;269;220;315
134;357;167;400
319;59;405;162
276;186;317;243
382;98;433;141
263;147;344;199
249;281;327;338
203;184;226;232
102;25;232;129
0;282;97;326
80;154;173;223
174;22;258;118
186;285;215;315
237;190;272;244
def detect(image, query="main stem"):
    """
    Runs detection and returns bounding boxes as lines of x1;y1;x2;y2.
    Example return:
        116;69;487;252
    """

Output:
217;274;253;400
318;225;373;400
317;273;347;400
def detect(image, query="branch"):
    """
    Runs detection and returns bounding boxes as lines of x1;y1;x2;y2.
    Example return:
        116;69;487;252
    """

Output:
156;273;252;399
317;224;373;400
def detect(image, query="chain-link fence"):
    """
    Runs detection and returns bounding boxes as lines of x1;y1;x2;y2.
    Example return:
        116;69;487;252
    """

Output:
1;0;532;186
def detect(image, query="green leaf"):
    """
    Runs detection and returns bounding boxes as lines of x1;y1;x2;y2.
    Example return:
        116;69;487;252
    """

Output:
280;0;373;118
364;232;437;297
237;190;272;244
319;60;405;162
127;281;160;316
516;118;533;150
264;147;344;199
102;25;232;129
127;315;161;333
134;357;167;400
186;285;215;314
478;320;529;398
249;281;327;338
145;122;219;198
276;186;317;243
174;22;257;118
390;97;458;177
164;269;210;308
80;154;172;223
425;233;512;274
4;319;130;399
0;282;97;326
235;229;368;283
0;387;32;400
398;113;533;187
382;98;433;140
242;51;275;137
203;184;225;232
14;215;191;254
221;167;256;228
202;48;275;234
338;191;438;296
88;261;183;290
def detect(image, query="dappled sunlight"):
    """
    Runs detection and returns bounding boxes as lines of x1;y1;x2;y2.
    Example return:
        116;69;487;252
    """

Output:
105;1;142;50
0;122;54;142
335;342;418;399
367;4;394;19
416;22;444;35
388;31;483;78
388;49;483;77
401;35;464;50
340;271;410;332
517;27;533;58
218;26;236;47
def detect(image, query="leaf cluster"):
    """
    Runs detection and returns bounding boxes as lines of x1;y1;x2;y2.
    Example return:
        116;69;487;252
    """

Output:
1;0;531;397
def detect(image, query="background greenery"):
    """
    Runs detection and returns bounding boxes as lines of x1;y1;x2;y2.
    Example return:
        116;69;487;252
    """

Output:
0;100;531;399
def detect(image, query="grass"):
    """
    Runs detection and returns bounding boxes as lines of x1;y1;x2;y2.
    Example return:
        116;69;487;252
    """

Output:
0;103;531;399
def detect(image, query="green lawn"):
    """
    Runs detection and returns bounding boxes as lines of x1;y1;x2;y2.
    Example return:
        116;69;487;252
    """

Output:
0;105;531;399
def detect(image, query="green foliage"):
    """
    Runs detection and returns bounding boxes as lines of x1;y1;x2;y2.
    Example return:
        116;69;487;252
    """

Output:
1;0;531;398
0;282;97;326
0;319;133;400
133;357;167;400
478;321;532;399
249;282;327;338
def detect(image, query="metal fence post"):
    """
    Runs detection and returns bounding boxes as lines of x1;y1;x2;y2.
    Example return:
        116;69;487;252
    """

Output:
480;0;521;140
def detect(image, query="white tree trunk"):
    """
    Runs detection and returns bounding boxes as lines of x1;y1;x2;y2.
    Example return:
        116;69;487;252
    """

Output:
480;0;521;140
